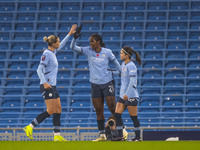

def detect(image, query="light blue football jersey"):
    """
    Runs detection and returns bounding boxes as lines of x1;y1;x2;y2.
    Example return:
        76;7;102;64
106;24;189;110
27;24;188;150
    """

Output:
81;46;116;84
120;61;139;99
38;49;58;86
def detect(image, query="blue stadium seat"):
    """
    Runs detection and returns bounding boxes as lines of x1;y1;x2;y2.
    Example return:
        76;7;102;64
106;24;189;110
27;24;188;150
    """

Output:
187;70;200;78
82;12;100;21
165;61;185;68
60;13;78;21
143;61;162;68
191;2;200;10
76;61;89;69
126;12;144;21
164;87;184;94
104;12;122;21
59;61;72;69
142;70;162;78
83;2;101;10
189;42;200;49
37;23;56;31
146;32;164;40
165;70;185;78
188;61;200;69
74;70;89;79
39;13;57;21
191;12;200;20
26;88;41;95
4;88;22;95
34;42;46;50
104;2;123;10
169;22;187;30
17;13;35;21
103;32;120;40
166;51;185;59
8;61;27;69
146;22;165;30
169;2;188;10
124;32;142;40
142;79;161;86
103;23;121;31
168;32;187;40
147;12;166;20
190;22;200;30
125;22;143;31
82;23;100;31
0;32;9;40
5;79;24;87
0;13;13;21
57;79;70;86
62;2;80;11
0;23;12;31
28;79;40;86
145;42;164;50
7;70;26;79
167;42;186;50
187;79;200;87
165;79;184;86
12;42;31;50
148;2;167;10
18;3;36;11
0;3;15;11
15;23;33;31
39;3;58;11
0;52;6;59
14;33;32;41
0;61;5;68
169;12;188;21
126;2;145;10
144;51;162;59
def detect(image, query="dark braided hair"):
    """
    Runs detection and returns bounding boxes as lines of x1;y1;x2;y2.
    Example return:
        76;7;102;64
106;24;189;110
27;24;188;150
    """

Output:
123;46;142;65
90;33;106;48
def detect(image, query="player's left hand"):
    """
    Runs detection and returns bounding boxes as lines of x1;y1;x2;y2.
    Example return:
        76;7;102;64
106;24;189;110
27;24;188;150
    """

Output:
123;95;128;101
69;24;77;36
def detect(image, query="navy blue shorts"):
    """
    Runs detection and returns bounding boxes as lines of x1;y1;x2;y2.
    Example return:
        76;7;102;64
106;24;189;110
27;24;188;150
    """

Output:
91;80;115;98
40;84;60;100
117;97;139;106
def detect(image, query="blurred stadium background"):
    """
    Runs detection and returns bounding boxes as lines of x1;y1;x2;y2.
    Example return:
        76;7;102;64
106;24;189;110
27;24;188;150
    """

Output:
0;0;200;141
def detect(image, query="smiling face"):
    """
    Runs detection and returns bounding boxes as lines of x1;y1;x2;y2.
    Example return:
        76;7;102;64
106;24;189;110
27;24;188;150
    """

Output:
89;36;100;50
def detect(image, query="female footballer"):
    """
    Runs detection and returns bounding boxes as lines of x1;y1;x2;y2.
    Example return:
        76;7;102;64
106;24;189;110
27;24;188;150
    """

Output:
23;24;77;141
114;46;142;141
70;27;121;141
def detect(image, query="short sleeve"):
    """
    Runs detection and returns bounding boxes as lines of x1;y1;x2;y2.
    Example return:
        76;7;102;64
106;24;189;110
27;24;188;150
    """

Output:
39;53;50;66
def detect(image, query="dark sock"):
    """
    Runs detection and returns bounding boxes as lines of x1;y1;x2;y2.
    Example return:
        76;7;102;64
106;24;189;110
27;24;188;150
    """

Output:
114;113;123;137
31;111;50;127
131;116;140;139
53;113;61;133
97;119;105;134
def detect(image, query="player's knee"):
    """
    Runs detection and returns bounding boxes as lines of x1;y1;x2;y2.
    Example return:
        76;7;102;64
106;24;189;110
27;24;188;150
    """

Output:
46;109;54;115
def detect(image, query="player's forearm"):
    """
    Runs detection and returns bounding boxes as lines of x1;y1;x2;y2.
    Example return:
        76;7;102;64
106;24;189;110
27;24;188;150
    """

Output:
57;34;71;51
125;77;137;96
37;64;46;84
70;38;82;53
112;59;122;72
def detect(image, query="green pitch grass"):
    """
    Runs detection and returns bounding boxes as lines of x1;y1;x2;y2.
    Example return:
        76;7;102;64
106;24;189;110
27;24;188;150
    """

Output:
1;141;200;150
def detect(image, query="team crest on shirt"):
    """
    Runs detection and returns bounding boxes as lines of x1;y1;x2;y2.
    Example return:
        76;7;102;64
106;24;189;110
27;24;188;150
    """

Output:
102;54;106;57
41;55;46;61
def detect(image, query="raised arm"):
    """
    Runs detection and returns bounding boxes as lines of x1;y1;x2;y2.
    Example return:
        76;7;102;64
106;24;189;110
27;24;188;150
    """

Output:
57;24;77;51
70;38;82;53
